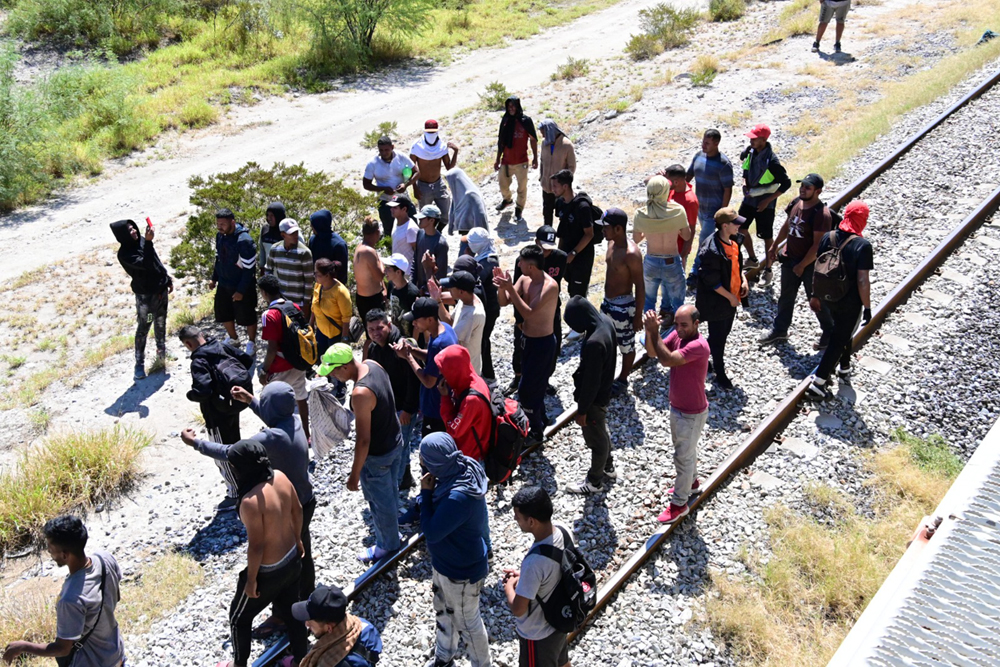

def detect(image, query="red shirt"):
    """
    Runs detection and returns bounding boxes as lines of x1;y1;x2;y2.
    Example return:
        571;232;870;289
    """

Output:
671;183;699;252
664;330;709;414
502;120;530;166
262;299;300;374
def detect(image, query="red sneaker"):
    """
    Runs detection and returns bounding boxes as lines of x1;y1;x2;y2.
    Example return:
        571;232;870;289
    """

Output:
657;503;690;524
667;478;701;498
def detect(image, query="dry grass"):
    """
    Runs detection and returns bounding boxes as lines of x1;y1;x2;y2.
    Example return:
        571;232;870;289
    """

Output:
168;291;215;332
763;0;815;44
0;578;58;666
707;432;961;665
118;551;205;635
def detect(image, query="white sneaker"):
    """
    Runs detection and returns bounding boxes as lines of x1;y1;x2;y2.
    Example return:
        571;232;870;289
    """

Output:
565;478;602;494
245;341;256;357
224;337;239;348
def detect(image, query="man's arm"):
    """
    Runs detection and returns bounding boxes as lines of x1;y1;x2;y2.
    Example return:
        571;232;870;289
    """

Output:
721;186;733;208
301;249;315;307
400;344;438;388
363;176;394;196
572;226;595;256
236;234;257;297
642;311;689;367
628;249;645;331
240;493;266;598
795;230;826;275
443;142;459;170
348;388;374;490
261;338;279;376
529;135;539;168
858;269;871;310
290;485;304;556
3;638;75;661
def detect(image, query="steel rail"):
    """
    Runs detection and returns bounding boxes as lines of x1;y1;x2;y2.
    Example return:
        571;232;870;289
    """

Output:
254;70;1000;666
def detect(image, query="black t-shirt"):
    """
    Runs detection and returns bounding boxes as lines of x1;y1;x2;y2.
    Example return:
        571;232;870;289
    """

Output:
816;229;873;299
388;281;420;336
555;195;594;252
513;248;567;323
784;197;832;260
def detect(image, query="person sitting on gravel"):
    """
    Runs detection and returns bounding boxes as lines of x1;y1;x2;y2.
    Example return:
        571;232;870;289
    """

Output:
463;229;502;381
354;218;387;324
110;218;173;381
210;208;259;356
430;270;486;374
410;119;460;233
503;486;574;667
259;274;311;442
223;439;309;667
737;124;792;281
363;135;419;237
395;297;459;437
2;515;125;666
494;245;559;446
495;95;538;223
291;584;383;667
307;209;350;285
538;119;576;227
318;343;404;563
563;296;618;494
600;207;645;398
419;432;492;667
695;207;749;391
435;344;493;461
806;200;874;401
551;169;596;311
643;304;710;524
632;176;691;331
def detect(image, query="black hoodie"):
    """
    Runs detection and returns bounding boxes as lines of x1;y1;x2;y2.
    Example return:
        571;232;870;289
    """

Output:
307;209;349;284
110;219;172;295
497;96;537;151
695;231;744;323
564;296;616;411
185;337;255;414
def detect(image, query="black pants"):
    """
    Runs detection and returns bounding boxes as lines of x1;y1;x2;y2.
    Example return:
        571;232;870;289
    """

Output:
512;299;562;377
422;416;446;438
134;289;168;365
230;557;308;665
772;260;833;337
201;404;241;444
542;191;557;227
816;296;862;381
582;404;612;485
564;247;595;299
707;313;736;379
520;333;557;433
481;310;499;381
299;496;316;599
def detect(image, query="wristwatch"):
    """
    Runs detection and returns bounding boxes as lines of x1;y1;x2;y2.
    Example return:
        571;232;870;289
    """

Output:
569;250;577;257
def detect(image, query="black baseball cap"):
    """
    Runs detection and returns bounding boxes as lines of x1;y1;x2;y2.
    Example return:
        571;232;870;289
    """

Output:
386;194;413;208
453;256;479;275
291;585;347;624
535;225;557;250
401;296;439;322
441;270;476;293
600;207;628;228
797;173;824;189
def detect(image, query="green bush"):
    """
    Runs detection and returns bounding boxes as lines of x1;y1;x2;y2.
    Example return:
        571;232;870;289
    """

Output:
551;56;590;81
479;80;510;111
891;428;963;479
627;3;701;60
0;47;50;211
170;161;374;286
709;0;746;21
625;33;664;61
361;121;398;148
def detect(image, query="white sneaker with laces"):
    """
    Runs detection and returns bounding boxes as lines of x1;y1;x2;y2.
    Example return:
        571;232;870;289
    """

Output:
565;478;602;494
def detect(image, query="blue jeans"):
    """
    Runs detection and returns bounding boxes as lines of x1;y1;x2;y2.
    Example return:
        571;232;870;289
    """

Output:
643;255;686;315
360;445;403;551
691;213;716;276
395;411;421;489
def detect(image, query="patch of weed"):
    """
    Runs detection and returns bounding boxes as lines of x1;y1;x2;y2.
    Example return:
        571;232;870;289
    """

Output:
361;121;400;148
478;80;510;111
552;57;590;81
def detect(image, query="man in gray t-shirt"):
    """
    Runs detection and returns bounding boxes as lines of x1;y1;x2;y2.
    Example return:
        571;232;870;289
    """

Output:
3;516;124;667
414;205;449;292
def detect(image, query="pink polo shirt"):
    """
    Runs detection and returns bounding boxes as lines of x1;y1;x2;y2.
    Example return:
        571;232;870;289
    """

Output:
664;330;710;414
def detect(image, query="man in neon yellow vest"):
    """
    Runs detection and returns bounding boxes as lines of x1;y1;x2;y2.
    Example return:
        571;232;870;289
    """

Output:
737;124;791;283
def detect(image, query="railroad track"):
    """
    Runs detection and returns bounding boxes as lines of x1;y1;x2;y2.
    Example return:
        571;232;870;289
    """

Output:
253;68;1000;666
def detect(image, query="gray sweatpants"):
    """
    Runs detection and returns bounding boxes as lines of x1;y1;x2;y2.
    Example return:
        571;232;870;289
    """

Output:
669;406;707;505
417;178;452;233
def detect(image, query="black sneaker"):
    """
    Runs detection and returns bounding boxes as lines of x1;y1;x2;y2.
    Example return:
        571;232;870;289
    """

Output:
495;199;512;212
812;40;820;52
716;373;735;390
546;383;557;396
834;41;842;53
758;330;788;346
133;363;146;381
515;206;524;222
761;267;773;283
805;379;830;401
837;363;853;380
525;429;545;448
504;377;520;397
813;336;830;351
216;496;238;513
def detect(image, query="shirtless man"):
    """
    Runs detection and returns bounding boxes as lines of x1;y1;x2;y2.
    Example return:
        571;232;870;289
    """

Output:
354;217;387;323
410;119;459;233
494;244;559;444
225;439;309;667
601;208;645;397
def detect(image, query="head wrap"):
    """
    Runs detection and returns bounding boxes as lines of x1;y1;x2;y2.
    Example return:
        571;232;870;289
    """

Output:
538;119;565;154
465;227;496;261
840;200;870;236
633;176;688;234
419;432;488;503
227;440;273;503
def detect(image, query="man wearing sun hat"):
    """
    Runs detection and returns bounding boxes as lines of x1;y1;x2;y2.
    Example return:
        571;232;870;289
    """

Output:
292;584;383;667
318;343;404;563
411;119;460;234
737;123;791;283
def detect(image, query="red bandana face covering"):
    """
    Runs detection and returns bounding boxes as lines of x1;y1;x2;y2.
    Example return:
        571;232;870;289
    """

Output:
840;200;870;236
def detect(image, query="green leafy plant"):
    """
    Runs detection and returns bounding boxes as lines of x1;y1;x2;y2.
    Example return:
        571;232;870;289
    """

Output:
361;121;399;148
709;0;746;22
626;3;701;60
551;56;590;81
479;80;510;111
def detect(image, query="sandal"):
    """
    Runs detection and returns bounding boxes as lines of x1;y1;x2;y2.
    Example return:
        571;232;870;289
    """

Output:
251;616;286;640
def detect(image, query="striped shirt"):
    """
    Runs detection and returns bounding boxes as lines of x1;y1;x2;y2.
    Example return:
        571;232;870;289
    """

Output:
266;242;314;306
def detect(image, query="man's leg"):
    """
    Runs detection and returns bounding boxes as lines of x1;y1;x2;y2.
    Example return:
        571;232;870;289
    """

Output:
133;293;153;372
270;560;310;662
431;569;461;665
359;448;402;552
519;334;555;435
509;321;523;391
229;568;272;667
542;191;556;226
737;203;758;262
770;262;803;336
297;400;310;442
643;256;662;313
498;164;514;206
756;208;776;272
434;180;452;234
481;311;497;381
662;257;687;315
378;200;394;237
815;20;829;44
801;264;834;340
835;20;845;43
691;213;716;277
707;316;734;380
153;290;169;359
669;408;707;506
299;497;317;600
455;576;491;667
582;405;611;486
514;163;529;212
548;298;563;378
816;301;861;382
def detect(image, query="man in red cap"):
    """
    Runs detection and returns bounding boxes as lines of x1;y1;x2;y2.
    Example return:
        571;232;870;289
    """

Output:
410;119;460;234
737;123;791;283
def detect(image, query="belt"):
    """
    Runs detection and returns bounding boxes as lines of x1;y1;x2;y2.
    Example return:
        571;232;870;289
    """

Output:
647;255;677;264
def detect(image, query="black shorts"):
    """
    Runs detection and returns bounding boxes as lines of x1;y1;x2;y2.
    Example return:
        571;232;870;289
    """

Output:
737;201;776;240
356;292;386;322
214;284;258;326
519;632;569;667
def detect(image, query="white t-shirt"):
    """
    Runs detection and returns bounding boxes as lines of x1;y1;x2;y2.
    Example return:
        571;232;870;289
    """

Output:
515;524;572;640
391;218;419;276
363;152;415;201
452;296;486;374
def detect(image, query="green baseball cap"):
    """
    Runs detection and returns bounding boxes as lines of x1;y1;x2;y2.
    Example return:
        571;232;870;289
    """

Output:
317;343;354;376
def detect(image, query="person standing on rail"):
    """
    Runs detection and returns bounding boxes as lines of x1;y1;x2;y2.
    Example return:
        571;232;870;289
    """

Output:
538;119;576;227
686;129;736;286
696;207;749;391
806;200;874;400
643;304;710;524
291;584;383;667
551;169;596;313
495;96;538;223
2;516;125;666
395;297;460;437
737;124;791;282
759;173;835;349
410;119;459;233
363;135;419;237
319;344;404;563
494;245;560;446
633;176;691;330
563;296;617;494
419;432;492;667
600;208;645;398
210;208;258;356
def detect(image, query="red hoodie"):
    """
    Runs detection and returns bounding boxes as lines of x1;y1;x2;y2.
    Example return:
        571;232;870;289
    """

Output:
437;344;493;461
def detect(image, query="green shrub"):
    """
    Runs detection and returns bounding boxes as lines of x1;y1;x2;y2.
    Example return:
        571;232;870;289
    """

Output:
479;80;510;111
625;33;664;61
626;3;701;60
361;121;399;148
709;0;746;22
891;428;963;479
0;47;50;211
551;56;590;81
170;161;374;286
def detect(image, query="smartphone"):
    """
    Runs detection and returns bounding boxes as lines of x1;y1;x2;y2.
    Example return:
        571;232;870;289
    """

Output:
145;216;154;231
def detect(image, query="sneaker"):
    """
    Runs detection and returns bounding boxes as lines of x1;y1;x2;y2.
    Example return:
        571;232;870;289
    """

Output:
836;363;853;379
758;330;788;346
525;429;544;448
515;206;524;222
657;503;690;524
744;258;760;270
805;378;830;401
565;329;585;343
133;363;146;381
715;373;735;390
610;379;628;398
761;267;773;283
546;384;557;397
604;459;617;480
834;41;842;53
504;377;520;397
565;478;602;494
216;496;238;513
245;341;255;357
667;478;702;498
812;40;820;52
223;337;239;348
399;465;415;490
495;199;512;212
398;501;420;529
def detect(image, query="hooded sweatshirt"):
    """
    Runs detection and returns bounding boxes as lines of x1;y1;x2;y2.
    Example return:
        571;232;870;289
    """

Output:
110;220;172;295
227;439;273;505
192;382;313;505
307;209;350;284
739;142;791;209
444;168;488;234
497;96;537;163
418;432;490;582
185;337;254;414
633;177;688;235
437;345;493;461
259;202;287;270
564;296;616;412
538;120;576;194
213;222;257;295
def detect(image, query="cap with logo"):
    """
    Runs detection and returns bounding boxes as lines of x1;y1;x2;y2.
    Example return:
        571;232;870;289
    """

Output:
291;585;348;624
535;225;557;249
401;296;440;323
714;207;747;226
386;194;413;208
744;123;771;140
424;119;439;132
796;173;825;189
317;343;355;376
383;253;410;275
278;218;301;235
599;207;628;228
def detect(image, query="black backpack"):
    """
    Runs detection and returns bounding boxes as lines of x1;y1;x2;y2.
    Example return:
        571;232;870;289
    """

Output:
208;344;254;415
529;526;598;633
813;231;858;303
462;379;529;484
577;192;604;250
271;301;318;371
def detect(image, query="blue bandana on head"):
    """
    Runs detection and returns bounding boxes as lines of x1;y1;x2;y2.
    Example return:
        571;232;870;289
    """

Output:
419;432;488;503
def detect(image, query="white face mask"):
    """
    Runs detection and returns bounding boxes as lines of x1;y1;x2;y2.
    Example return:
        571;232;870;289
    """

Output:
424;132;440;145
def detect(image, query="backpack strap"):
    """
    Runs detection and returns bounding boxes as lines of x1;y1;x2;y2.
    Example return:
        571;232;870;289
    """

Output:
350;640;379;665
73;555;111;654
461;387;493;461
836;232;858;251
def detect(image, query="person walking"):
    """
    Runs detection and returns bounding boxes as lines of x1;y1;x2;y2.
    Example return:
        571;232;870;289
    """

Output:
436;344;493;461
266;218;314;320
759;173;835;348
311;258;352;356
806;200;874;400
813;0;851;53
411;119;459;233
551;169;596;307
642;305;710;524
110;219;173;381
563;296;617;494
600;208;645;396
319;344;404;563
695;208;749;390
307;209;349;284
464;228;502;381
632;176;691;329
363;136;419;237
292;585;383;667
210;208;258;355
2;516;125;666
396;298;460;436
686;129;735;284
495;96;538;223
737;124;791;281
419;432;492;667
538;120;576;227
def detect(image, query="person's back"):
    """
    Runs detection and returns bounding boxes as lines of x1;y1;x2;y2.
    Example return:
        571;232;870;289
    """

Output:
356;360;402;454
437;344;493;460
249;382;313;506
452;295;486;373
57;551;124;667
308;209;349;284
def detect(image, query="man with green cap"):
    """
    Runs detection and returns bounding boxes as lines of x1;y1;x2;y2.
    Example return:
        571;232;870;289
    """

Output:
318;343;404;563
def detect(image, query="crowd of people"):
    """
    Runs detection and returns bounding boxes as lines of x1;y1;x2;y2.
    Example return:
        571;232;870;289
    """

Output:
8;91;876;667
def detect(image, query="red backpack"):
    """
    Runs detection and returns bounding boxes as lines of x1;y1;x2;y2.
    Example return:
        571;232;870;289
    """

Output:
462;379;530;484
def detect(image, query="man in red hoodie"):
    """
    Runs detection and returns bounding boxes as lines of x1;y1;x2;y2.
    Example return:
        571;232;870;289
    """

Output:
436;344;493;462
